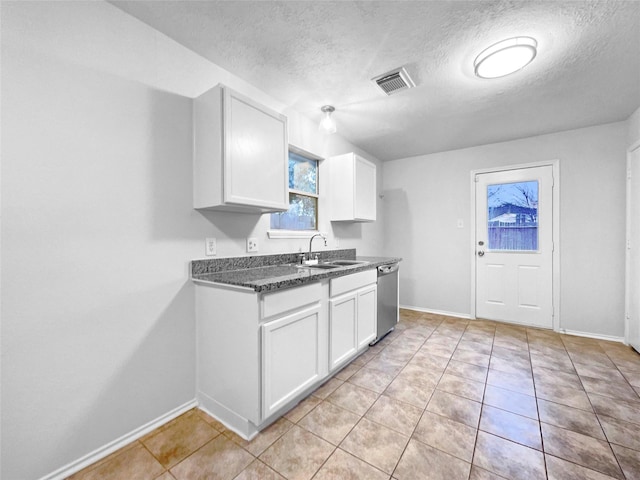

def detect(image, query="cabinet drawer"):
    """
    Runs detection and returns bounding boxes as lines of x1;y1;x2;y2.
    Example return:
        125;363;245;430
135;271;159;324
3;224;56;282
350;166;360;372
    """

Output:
261;282;323;319
330;269;377;297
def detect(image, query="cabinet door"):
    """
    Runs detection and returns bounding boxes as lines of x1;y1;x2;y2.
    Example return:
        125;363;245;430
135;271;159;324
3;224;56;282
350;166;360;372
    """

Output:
262;304;321;419
354;155;376;221
329;293;358;371
357;285;377;349
223;88;288;210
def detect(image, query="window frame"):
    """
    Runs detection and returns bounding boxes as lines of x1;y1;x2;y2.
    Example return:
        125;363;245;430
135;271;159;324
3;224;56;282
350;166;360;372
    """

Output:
268;145;324;238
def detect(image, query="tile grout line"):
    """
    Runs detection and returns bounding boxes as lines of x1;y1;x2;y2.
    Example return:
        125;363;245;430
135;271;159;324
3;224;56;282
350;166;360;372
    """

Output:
476;323;556;479
304;317;433;480
362;318;438;479
137;439;170;478
599;343;640;480
355;316;443;477
390;315;478;479
388;315;446;479
526;327;549;480
71;314;640;480
561;336;629;479
305;340;413;480
154;430;220;478
462;320;498;480
531;329;638;479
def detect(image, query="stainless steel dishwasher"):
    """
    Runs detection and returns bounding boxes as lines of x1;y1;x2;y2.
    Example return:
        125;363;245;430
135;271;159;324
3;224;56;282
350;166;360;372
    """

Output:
371;262;400;344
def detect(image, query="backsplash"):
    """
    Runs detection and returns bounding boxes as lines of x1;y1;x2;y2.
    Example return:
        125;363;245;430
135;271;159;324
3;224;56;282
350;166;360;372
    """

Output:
191;248;357;276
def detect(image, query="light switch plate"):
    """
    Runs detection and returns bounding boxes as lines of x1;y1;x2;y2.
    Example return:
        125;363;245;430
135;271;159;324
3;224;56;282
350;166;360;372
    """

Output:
457;219;464;229
205;237;217;256
247;237;259;253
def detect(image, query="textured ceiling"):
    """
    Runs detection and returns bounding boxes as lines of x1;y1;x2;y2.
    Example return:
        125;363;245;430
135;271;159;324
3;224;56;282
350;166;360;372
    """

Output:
111;0;640;161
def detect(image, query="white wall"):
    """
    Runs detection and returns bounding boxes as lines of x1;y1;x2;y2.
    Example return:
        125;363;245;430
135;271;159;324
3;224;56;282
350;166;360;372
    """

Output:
383;122;628;338
0;2;383;479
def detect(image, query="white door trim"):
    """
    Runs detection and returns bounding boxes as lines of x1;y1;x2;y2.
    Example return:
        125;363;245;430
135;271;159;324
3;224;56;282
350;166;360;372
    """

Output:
625;140;640;346
470;160;560;331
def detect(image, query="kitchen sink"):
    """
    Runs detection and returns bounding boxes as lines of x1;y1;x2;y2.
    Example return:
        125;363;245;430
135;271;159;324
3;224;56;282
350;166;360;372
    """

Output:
299;263;341;270
327;260;369;266
286;259;368;270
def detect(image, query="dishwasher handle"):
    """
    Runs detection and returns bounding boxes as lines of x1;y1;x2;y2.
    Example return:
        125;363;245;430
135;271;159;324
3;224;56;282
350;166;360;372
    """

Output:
378;263;399;275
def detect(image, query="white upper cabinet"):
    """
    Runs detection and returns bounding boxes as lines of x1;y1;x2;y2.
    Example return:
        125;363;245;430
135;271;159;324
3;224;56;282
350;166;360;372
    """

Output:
193;84;289;213
329;153;376;222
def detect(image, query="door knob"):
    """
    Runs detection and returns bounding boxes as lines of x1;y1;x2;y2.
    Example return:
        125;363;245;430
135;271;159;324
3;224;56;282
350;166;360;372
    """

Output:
478;251;485;257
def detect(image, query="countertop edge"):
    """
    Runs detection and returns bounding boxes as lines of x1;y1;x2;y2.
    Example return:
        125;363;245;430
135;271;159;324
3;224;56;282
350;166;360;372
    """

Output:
192;256;402;293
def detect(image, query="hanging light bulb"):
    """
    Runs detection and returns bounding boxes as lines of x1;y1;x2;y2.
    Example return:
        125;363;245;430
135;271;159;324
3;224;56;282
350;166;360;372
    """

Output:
319;105;337;134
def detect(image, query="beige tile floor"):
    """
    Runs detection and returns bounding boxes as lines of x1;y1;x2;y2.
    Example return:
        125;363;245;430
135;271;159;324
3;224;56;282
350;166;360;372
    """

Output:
68;309;640;480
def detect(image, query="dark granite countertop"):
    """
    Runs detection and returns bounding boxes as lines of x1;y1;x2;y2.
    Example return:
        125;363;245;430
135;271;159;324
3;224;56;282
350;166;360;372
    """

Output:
191;250;401;293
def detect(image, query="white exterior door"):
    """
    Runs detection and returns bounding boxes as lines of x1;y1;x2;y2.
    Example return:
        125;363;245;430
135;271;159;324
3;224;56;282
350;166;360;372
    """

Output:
628;147;640;351
475;166;554;328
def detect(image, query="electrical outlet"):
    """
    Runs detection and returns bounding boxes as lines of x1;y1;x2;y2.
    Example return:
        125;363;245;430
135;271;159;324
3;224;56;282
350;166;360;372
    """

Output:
247;237;259;253
205;237;217;256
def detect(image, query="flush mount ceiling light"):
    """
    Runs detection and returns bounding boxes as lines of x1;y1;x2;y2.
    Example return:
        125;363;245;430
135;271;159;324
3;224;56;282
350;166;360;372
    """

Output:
474;37;537;79
319;105;336;134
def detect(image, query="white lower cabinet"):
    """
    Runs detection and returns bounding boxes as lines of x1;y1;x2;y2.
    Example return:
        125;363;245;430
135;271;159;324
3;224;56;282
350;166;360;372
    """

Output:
329;269;378;372
262;304;322;418
195;280;327;439
329;293;358;370
357;285;377;349
195;268;377;440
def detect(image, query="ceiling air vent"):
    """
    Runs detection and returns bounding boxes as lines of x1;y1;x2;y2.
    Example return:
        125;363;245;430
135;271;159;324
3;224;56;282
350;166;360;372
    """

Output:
372;66;416;95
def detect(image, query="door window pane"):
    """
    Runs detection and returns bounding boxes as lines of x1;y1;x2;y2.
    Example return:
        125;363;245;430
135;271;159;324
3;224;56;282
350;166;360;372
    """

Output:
487;181;538;251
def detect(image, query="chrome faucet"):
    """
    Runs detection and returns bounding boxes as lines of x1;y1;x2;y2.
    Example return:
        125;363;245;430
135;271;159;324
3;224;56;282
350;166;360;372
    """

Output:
307;233;327;263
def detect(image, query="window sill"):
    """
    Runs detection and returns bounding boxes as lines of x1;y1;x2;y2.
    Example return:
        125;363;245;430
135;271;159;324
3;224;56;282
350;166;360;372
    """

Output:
267;230;327;239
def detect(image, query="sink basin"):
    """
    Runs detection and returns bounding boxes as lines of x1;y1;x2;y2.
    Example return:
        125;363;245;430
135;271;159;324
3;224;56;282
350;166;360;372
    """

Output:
299;264;341;270
328;260;368;266
288;259;368;270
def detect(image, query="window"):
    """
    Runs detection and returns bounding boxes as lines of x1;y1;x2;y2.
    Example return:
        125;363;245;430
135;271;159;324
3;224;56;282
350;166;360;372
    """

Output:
487;181;539;251
270;149;320;231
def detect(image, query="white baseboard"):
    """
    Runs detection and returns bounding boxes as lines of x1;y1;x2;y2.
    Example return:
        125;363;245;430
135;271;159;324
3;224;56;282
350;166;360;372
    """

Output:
400;305;471;320
40;399;197;480
558;329;625;344
197;391;259;441
400;306;625;344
